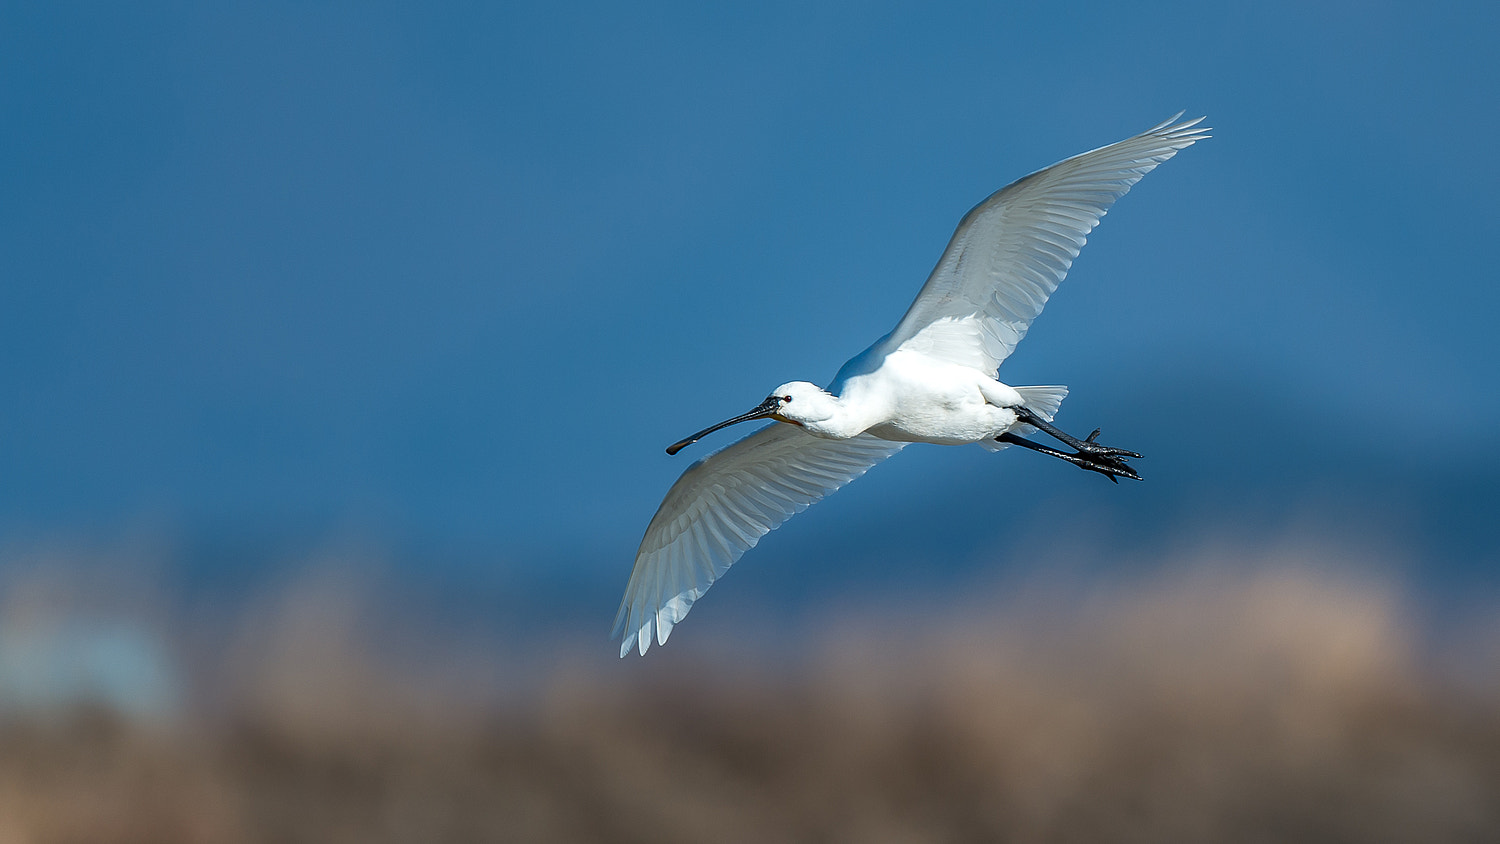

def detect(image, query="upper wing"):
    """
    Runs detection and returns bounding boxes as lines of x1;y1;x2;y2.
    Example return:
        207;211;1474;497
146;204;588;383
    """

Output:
886;113;1209;372
613;423;906;657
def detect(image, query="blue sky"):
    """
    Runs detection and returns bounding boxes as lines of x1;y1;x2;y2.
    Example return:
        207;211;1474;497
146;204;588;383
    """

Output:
3;2;1497;598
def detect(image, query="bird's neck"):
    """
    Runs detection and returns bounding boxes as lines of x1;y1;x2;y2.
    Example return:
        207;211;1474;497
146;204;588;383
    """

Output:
800;393;882;440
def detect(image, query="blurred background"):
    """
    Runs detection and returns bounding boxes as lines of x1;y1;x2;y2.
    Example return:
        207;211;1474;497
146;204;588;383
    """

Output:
3;1;1499;841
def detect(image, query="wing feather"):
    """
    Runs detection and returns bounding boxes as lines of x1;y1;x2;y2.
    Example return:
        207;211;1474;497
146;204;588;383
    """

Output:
886;113;1209;372
613;423;905;656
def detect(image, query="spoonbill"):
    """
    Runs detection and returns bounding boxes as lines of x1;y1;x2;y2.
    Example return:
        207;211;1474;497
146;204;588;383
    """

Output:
614;113;1209;656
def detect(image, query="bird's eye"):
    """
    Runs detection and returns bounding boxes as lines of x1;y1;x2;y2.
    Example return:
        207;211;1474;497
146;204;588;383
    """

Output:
782;395;793;402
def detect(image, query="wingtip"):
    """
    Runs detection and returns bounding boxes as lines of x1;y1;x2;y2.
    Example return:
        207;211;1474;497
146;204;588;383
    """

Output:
1148;110;1187;132
612;605;653;658
1151;112;1211;143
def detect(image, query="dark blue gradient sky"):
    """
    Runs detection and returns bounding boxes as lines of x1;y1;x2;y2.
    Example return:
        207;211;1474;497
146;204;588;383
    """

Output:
4;2;1498;602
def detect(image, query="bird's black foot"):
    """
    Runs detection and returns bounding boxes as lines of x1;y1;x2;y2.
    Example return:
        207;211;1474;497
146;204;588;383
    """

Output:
996;426;1142;484
1065;434;1142;482
1075;428;1142;462
1071;436;1142;483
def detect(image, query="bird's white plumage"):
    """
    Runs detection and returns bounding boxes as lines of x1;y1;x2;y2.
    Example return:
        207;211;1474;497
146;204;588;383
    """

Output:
886;113;1209;373
613;424;905;656
980;384;1069;451
615;114;1207;656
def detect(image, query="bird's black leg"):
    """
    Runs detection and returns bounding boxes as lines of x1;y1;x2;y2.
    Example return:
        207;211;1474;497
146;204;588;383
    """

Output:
996;432;1139;482
999;407;1143;482
1011;406;1141;458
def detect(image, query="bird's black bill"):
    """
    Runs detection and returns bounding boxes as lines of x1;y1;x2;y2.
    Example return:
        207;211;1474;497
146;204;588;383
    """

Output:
666;395;782;455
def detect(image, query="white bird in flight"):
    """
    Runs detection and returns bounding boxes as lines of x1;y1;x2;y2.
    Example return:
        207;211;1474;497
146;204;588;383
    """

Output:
614;113;1209;657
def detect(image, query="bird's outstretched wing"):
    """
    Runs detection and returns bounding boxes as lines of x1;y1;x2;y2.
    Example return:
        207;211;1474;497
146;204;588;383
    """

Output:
885;113;1209;373
613;424;906;657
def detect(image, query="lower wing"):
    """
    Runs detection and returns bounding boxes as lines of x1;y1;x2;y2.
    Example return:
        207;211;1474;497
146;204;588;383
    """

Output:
613;423;906;656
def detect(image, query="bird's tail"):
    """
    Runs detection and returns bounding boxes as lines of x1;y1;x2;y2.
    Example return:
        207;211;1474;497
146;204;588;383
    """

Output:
980;385;1068;452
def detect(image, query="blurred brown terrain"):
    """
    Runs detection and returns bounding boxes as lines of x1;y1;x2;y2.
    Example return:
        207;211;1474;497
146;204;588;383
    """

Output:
0;544;1497;844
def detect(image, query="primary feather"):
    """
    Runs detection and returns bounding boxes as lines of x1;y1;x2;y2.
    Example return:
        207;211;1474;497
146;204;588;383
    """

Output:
886;113;1209;373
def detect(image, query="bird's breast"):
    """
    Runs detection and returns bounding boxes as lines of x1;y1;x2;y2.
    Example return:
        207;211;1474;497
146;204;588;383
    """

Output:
835;350;1020;445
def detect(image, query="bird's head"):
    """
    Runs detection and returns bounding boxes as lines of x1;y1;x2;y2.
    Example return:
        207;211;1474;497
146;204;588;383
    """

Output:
665;381;834;455
769;381;837;425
